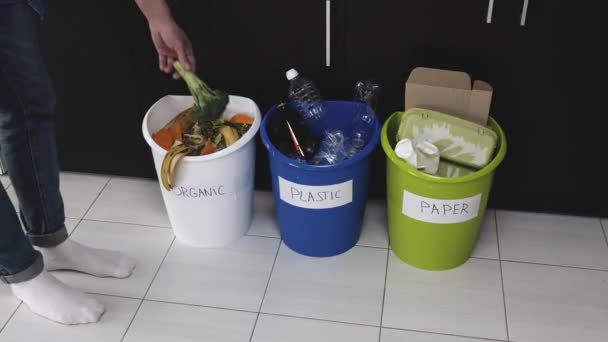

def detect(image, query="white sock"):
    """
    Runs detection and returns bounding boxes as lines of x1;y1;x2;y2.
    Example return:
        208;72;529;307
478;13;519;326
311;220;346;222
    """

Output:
39;239;136;278
11;271;105;325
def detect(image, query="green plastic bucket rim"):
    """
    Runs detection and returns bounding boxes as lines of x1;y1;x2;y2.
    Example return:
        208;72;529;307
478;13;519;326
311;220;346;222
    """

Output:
380;111;507;184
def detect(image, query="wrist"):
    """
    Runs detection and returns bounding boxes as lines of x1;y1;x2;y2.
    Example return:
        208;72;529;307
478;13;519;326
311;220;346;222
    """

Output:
147;12;174;28
135;0;174;27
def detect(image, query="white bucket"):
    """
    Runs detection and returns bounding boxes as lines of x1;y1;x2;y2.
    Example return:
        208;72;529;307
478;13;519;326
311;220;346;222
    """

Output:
142;95;261;247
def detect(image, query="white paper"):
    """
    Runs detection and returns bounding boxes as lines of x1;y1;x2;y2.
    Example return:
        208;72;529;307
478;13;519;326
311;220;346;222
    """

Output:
279;177;353;209
402;190;481;224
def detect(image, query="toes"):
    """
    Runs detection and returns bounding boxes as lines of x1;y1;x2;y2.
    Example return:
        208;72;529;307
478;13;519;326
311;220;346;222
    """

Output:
113;257;136;278
89;300;106;317
125;257;136;272
80;300;105;323
94;302;106;316
80;308;100;324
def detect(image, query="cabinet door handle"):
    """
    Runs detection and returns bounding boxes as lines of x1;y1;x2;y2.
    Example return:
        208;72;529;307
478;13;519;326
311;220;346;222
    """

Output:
326;0;331;67
486;0;495;23
520;0;529;26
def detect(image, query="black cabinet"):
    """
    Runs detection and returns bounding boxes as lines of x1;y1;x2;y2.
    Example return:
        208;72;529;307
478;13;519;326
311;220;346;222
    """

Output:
132;0;338;114
35;0;605;216
342;0;494;199
38;0;142;176
486;0;604;216
343;0;493;110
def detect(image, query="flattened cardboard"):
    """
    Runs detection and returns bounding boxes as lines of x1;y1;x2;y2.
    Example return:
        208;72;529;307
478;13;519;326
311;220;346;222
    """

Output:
405;67;493;125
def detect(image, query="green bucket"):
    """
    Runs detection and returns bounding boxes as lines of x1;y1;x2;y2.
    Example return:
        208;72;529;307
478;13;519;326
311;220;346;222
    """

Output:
381;111;507;270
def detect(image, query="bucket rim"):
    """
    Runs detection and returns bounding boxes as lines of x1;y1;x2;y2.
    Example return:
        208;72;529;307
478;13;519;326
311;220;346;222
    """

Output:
380;111;507;184
260;100;381;171
142;95;261;163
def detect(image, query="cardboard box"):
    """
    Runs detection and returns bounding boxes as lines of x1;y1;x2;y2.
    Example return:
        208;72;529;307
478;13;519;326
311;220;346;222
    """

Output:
405;67;493;125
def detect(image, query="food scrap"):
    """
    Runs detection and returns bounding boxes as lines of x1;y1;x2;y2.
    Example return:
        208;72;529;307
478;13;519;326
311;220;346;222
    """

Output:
153;62;254;190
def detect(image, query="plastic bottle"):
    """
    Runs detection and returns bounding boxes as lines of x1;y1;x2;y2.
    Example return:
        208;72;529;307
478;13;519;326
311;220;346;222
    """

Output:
286;69;327;135
267;102;319;161
310;129;348;165
346;81;381;158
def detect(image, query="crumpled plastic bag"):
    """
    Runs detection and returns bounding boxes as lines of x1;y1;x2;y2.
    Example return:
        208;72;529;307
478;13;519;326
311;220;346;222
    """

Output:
394;138;440;175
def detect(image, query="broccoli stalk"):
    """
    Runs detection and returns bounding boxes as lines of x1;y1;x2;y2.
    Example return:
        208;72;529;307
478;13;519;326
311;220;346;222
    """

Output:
173;61;229;121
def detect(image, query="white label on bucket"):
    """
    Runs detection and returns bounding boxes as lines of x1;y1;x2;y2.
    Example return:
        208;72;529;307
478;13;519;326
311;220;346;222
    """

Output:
171;185;229;199
278;177;353;209
402;190;481;224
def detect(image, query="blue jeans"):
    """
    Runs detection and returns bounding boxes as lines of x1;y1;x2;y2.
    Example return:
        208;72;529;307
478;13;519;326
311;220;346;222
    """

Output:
0;0;67;284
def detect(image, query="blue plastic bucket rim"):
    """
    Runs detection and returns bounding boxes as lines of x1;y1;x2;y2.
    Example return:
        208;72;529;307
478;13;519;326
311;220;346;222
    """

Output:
260;100;381;172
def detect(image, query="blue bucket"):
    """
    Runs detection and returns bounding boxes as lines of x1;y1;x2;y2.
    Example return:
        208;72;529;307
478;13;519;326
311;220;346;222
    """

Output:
260;101;381;257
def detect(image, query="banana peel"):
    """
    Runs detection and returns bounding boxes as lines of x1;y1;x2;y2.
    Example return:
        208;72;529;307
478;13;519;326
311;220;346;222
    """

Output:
219;126;240;147
160;144;191;191
163;107;194;132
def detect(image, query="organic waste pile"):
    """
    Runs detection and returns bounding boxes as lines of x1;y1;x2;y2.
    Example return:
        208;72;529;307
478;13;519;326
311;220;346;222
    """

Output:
153;62;254;191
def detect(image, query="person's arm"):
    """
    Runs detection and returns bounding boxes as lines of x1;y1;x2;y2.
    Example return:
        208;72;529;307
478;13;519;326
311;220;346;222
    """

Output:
134;0;195;76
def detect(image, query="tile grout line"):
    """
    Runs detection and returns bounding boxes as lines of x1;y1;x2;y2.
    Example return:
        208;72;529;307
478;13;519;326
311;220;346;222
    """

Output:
470;256;500;261
66;176;112;237
245;234;390;251
382;326;509;342
261;311;380;329
494;210;510;341
499;258;608;273
248;241;282;342
120;235;176;342
67;218;83;238
600;218;608;249
79;176;113;222
86;291;382;330
0;302;22;335
82;292;262;315
145;298;260;315
79;218;171;230
377;247;390;342
88;291;512;342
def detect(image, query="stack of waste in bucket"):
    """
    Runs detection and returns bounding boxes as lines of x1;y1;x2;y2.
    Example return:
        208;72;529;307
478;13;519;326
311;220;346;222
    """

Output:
394;107;498;178
394;68;498;178
393;67;499;178
261;69;381;257
151;61;255;191
267;69;381;165
143;61;262;248
380;67;507;271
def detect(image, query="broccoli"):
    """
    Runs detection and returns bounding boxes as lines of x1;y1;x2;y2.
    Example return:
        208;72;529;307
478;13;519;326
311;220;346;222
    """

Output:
173;61;229;121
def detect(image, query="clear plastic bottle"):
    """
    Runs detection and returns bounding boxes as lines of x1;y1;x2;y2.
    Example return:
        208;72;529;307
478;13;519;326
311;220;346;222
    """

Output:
346;81;381;158
310;129;348;165
286;69;327;134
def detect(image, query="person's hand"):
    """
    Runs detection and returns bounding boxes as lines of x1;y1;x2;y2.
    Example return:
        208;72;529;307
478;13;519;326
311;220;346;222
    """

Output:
148;18;195;78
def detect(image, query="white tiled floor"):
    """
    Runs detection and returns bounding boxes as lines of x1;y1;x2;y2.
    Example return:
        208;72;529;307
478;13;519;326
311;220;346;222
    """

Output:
6;172;109;219
123;301;257;342
84;177;170;228
146;236;279;311
262;243;387;326
54;220;175;299
1;173;607;342
0;295;140;342
497;210;608;270
251;314;380;342
383;256;506;340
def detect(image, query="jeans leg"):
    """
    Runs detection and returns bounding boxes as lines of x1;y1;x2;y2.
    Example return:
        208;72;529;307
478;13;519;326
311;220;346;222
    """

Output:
0;185;43;284
0;2;67;251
